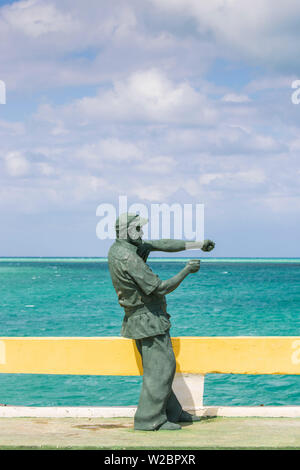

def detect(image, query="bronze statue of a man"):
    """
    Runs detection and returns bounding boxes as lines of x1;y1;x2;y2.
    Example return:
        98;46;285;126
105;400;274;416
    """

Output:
108;213;215;431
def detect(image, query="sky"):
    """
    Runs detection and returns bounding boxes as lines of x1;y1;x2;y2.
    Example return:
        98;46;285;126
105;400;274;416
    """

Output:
0;0;300;257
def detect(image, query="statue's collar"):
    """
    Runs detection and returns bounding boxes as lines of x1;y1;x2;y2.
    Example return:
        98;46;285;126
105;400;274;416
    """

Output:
116;238;138;253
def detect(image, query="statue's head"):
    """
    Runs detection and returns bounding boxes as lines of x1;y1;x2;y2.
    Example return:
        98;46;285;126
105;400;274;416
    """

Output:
115;212;148;245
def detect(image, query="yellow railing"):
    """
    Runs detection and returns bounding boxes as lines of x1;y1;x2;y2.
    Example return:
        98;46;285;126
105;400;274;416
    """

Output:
1;337;300;376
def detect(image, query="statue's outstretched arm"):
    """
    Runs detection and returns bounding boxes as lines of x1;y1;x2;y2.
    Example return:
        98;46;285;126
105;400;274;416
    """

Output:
145;239;186;252
145;239;215;252
154;260;200;296
137;239;215;261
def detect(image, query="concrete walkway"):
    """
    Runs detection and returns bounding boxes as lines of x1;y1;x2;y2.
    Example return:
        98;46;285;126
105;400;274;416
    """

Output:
1;416;300;449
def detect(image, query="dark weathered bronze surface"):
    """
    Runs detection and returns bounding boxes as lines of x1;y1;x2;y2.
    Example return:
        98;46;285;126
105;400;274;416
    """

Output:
108;212;215;431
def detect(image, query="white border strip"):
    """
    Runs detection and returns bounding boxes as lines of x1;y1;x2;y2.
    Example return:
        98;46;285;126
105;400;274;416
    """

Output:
0;406;137;418
1;406;300;418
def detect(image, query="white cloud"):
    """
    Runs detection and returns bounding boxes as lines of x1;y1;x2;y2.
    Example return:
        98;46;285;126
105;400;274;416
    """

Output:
222;93;251;103
37;162;55;176
245;76;294;93
0;0;298;227
149;0;300;70
136;156;176;174
37;69;217;126
4;151;30;177
163;125;283;156
1;0;210;93
199;169;266;188
0;120;25;136
75;139;142;168
132;183;176;202
1;0;79;38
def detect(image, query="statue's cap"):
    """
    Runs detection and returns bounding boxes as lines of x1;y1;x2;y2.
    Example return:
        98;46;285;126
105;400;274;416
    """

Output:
115;212;148;230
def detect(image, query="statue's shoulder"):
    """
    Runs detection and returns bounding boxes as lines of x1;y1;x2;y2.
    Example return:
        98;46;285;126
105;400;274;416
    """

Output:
108;241;130;262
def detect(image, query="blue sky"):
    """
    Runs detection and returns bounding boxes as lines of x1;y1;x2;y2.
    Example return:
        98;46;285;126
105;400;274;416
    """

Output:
0;0;299;257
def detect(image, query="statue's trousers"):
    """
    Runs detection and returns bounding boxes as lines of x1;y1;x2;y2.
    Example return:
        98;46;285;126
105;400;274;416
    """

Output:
134;332;183;430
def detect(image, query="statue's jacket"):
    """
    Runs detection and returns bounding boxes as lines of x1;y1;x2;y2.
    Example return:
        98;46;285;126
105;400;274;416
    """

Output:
108;239;171;339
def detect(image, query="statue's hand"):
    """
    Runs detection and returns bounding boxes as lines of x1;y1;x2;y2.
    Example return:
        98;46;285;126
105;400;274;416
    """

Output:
185;259;200;273
201;239;215;252
136;243;152;262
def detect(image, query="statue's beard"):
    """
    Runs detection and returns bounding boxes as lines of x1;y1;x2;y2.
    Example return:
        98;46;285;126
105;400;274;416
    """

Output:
129;236;142;247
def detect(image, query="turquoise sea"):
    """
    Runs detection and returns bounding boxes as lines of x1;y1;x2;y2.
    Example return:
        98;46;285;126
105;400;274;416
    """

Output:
1;257;300;407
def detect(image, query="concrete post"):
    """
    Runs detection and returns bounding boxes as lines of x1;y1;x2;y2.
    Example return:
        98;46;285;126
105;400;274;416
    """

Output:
172;373;205;410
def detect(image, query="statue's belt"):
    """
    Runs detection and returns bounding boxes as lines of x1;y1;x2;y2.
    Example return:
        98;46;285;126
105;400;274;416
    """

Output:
124;302;167;317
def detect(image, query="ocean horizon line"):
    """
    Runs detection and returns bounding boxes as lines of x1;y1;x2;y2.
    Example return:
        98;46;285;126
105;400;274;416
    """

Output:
0;256;300;263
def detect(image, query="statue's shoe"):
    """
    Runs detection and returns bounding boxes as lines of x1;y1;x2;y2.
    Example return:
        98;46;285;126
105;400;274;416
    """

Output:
157;421;182;431
178;411;201;422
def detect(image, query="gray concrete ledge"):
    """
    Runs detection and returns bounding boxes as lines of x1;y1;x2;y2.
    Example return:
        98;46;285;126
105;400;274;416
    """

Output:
1;416;300;449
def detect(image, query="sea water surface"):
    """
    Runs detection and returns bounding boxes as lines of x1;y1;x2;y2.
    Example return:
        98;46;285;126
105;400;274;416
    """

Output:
1;257;300;407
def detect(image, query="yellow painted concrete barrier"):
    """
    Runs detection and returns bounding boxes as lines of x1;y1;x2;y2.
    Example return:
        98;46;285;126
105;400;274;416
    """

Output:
1;337;300;376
